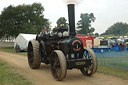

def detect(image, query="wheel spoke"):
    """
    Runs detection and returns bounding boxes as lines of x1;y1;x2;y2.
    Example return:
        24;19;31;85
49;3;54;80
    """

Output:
55;58;59;65
86;51;89;58
56;68;60;76
51;57;55;61
88;66;92;71
29;57;34;61
55;71;59;78
88;55;91;59
29;52;34;57
41;49;44;52
83;51;90;59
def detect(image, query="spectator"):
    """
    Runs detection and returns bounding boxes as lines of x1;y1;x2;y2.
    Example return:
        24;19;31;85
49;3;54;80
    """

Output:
15;43;20;52
115;40;118;45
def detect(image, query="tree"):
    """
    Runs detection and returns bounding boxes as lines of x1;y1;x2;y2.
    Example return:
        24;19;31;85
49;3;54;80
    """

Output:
95;33;99;36
0;15;4;39
56;17;68;28
103;22;128;36
76;13;96;34
0;3;51;39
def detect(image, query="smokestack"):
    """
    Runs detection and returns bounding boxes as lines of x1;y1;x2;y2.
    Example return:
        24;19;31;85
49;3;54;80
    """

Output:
68;4;76;36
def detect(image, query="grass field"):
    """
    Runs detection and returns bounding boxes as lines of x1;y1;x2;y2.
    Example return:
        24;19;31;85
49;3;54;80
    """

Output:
98;65;128;79
100;34;115;39
97;56;128;70
0;47;128;80
96;52;128;79
0;47;27;56
0;60;33;85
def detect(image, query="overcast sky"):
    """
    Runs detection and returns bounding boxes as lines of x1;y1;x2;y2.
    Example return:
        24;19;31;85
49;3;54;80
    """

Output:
0;0;128;34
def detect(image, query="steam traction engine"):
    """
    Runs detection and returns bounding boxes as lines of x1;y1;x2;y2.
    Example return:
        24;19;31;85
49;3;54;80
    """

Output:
27;4;98;81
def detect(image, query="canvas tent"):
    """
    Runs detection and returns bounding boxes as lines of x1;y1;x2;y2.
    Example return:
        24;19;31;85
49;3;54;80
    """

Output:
14;33;36;51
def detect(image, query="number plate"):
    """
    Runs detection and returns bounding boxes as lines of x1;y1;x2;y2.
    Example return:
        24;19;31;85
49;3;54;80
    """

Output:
76;61;86;65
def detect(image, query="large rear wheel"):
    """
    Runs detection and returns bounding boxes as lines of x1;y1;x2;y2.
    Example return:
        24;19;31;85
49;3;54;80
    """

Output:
50;50;67;81
27;40;41;69
80;48;98;76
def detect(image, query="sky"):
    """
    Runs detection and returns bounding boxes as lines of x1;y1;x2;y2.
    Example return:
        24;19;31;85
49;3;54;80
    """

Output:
0;0;128;34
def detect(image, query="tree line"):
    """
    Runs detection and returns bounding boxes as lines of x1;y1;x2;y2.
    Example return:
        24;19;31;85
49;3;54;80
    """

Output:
0;3;51;40
101;22;128;36
0;2;96;40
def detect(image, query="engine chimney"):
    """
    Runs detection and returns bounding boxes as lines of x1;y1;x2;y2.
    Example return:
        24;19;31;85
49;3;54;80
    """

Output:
68;4;76;36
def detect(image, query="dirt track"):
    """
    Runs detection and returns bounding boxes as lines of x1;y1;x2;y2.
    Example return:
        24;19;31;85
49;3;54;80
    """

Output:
0;51;128;85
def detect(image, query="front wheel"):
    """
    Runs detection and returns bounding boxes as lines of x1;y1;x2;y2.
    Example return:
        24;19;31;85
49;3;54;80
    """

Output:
80;48;98;76
50;50;67;81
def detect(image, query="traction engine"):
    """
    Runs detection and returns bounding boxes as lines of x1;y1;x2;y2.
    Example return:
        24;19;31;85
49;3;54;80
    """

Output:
27;4;98;81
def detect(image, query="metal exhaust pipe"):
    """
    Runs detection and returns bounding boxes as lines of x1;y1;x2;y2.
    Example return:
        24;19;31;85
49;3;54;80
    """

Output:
67;4;76;36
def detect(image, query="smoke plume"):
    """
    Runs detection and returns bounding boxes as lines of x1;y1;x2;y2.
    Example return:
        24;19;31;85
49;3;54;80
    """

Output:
63;0;83;5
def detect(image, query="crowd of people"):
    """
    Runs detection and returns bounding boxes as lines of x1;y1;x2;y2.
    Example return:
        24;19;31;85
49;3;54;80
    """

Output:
112;40;128;50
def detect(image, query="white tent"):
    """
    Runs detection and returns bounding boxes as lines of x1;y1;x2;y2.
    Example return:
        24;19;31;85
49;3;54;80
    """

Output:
14;33;36;51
